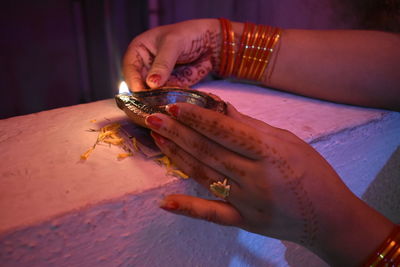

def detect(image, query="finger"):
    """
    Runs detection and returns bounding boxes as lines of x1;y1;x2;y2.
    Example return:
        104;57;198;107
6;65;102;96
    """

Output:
146;114;254;182
160;194;244;227
151;131;242;202
122;56;145;91
146;38;181;89
166;103;276;160
123;65;146;92
123;42;153;91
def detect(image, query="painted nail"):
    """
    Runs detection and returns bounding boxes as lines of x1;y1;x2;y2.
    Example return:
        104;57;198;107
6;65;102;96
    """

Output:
160;199;179;211
150;131;167;146
145;115;163;129
166;104;180;117
147;74;161;85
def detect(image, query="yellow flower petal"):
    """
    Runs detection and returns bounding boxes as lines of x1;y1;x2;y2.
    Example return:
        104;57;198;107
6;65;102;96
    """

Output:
170;169;189;179
117;153;132;159
132;137;139;152
80;147;94;160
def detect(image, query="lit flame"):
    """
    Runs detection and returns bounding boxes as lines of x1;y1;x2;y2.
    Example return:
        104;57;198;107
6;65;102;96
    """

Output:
118;81;129;94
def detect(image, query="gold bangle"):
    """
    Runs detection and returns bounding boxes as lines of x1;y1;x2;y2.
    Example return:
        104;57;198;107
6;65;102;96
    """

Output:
363;225;400;266
246;25;268;80
218;18;229;77
255;27;281;81
232;22;250;77
225;19;236;77
218;19;282;82
241;24;263;80
248;25;272;81
237;23;256;79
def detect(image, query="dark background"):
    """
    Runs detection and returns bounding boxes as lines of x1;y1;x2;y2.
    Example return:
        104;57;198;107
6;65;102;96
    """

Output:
0;0;362;119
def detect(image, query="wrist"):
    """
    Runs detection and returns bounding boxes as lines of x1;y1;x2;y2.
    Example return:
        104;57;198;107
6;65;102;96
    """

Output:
312;196;394;266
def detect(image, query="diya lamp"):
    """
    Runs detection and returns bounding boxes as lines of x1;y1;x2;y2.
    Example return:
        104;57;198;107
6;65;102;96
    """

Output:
115;82;227;128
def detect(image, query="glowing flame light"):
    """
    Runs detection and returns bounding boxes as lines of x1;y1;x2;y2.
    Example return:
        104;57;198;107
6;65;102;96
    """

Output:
118;81;129;94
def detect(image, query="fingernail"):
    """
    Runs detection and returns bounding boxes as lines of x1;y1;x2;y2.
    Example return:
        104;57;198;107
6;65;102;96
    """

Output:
166;104;180;117
148;74;161;86
160;199;179;211
145;115;163;129
150;131;168;146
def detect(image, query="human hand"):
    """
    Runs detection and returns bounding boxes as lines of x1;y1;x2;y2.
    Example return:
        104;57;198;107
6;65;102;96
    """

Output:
144;102;393;265
122;19;221;91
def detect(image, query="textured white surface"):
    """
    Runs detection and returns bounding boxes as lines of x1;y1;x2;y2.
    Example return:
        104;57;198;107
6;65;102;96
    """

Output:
1;80;399;266
195;81;387;142
0;99;173;234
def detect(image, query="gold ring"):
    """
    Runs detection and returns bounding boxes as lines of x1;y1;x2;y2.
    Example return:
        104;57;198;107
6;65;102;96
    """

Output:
209;178;231;199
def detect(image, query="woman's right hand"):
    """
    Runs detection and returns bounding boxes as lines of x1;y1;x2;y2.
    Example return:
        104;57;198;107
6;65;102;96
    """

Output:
145;102;394;266
122;19;222;91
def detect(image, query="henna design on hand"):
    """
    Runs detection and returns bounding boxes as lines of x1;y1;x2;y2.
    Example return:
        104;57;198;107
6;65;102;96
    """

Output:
179;111;268;159
127;42;154;84
222;161;246;177
178;31;217;63
162;123;221;166
171;106;319;246
167;55;213;87
163;126;180;139
266;149;318;248
164;30;219;87
162;137;214;183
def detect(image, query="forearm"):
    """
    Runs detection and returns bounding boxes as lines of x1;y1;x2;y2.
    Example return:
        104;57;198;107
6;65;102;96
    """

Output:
230;22;400;110
270;30;400;110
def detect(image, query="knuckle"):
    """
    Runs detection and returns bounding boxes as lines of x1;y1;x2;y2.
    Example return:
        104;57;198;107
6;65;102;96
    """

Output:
181;202;196;217
152;60;172;72
165;141;179;157
190;164;210;183
204;207;218;223
163;33;181;44
129;75;143;83
163;120;181;140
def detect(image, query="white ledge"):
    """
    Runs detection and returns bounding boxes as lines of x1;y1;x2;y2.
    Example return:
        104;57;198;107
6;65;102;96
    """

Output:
1;81;399;266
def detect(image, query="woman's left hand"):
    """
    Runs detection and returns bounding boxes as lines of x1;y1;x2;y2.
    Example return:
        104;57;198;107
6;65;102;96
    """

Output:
122;19;221;91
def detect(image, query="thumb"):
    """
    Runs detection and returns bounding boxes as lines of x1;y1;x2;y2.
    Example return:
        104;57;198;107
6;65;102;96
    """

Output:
146;39;180;89
160;194;243;227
